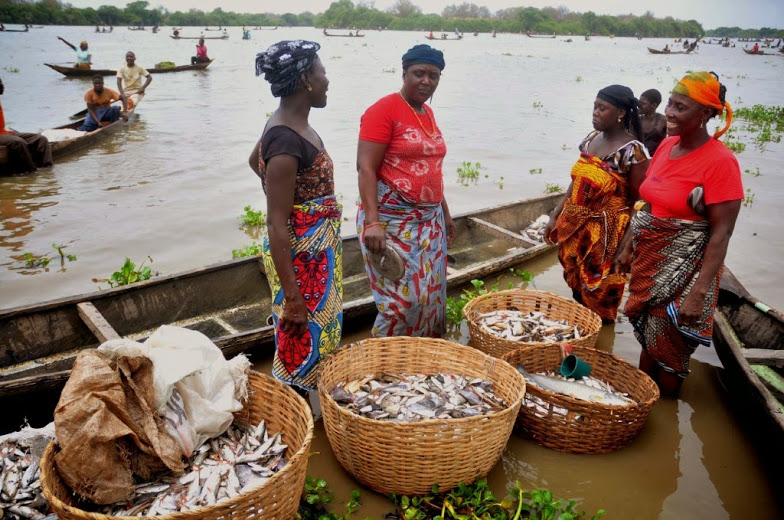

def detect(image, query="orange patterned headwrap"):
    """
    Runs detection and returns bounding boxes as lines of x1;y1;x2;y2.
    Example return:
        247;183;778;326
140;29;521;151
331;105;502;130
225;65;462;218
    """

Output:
672;71;732;139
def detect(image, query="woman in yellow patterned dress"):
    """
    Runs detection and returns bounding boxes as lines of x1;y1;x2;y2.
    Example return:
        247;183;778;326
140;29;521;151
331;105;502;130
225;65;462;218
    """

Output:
544;85;649;323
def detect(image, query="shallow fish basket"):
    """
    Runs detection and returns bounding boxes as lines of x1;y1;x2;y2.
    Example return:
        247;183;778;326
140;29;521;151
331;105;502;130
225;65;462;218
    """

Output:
503;345;659;454
40;370;314;520
463;289;602;358
318;337;526;496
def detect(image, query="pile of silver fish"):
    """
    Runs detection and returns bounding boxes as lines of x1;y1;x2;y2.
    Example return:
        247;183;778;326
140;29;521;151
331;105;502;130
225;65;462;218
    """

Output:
517;367;636;408
479;310;582;343
99;420;287;516
521;214;550;242
0;441;49;520
330;372;507;421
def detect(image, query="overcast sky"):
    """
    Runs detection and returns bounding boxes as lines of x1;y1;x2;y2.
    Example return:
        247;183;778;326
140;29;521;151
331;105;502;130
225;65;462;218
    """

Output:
67;0;783;29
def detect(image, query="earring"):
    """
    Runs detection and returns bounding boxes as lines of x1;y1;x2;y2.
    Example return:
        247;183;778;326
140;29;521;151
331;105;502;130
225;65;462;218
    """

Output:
305;84;312;92
617;116;623;123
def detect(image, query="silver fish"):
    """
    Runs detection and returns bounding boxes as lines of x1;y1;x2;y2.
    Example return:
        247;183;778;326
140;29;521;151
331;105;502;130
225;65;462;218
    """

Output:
517;367;635;407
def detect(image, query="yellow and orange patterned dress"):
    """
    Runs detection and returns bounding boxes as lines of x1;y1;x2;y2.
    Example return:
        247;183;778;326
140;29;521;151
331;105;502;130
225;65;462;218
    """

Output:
552;131;649;322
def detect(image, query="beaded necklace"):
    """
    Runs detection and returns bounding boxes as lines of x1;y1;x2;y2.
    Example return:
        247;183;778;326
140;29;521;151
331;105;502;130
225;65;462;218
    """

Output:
398;91;438;139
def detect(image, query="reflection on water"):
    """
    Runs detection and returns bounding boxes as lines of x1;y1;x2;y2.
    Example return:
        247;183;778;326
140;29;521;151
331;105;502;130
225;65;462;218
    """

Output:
0;171;60;257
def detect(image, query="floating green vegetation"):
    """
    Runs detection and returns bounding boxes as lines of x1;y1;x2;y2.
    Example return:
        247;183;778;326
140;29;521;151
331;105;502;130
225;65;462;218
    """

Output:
445;269;534;326
382;67;397;73
731;105;784;151
388;479;606;520
496;175;505;190
456;161;482;186
576;76;583;82
232;242;263;258
561;144;569;150
20;243;77;270
240;205;267;228
743;188;755;208
529;168;543;175
3;66;20;73
297;476;363;520
501;52;514;56
330;55;343;59
544;183;564;194
533;101;543;108
724;140;746;154
93;256;156;289
744;167;761;177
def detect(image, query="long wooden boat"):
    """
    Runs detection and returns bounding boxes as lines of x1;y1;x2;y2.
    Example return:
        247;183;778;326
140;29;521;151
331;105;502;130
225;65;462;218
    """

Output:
323;31;365;38
713;268;784;445
1;27;29;33
128;26;146;31
253;26;278;30
0;193;561;398
0;98;142;170
526;34;556;38
45;60;213;77
425;35;462;41
647;47;691;54
170;34;227;40
742;48;766;55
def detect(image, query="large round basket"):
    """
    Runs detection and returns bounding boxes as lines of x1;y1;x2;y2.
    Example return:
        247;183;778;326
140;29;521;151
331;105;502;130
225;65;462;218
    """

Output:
318;337;525;496
503;345;659;454
463;289;602;358
40;370;314;520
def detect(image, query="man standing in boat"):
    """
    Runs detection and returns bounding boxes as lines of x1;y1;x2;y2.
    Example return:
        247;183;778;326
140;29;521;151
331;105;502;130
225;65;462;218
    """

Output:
77;76;128;132
116;51;152;110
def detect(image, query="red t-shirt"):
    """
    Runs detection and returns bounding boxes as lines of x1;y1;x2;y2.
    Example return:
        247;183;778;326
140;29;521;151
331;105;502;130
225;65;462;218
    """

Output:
639;136;743;220
0;101;11;134
359;93;446;204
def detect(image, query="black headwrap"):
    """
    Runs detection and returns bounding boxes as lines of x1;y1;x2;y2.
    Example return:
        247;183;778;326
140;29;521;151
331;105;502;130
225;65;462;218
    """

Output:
402;44;445;71
597;84;638;112
597;84;643;139
255;40;321;98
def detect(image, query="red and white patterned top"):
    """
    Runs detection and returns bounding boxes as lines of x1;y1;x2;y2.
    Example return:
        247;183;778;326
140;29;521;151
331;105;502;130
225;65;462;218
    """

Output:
359;93;447;204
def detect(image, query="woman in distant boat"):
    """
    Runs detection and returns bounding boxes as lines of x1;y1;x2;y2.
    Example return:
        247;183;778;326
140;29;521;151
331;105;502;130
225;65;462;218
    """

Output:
619;71;742;397
191;38;209;64
544;85;649;324
249;40;342;393
356;44;454;338
639;89;667;155
58;37;91;69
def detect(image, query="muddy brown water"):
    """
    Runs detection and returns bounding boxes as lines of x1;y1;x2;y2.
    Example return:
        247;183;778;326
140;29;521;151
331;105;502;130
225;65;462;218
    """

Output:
1;27;783;518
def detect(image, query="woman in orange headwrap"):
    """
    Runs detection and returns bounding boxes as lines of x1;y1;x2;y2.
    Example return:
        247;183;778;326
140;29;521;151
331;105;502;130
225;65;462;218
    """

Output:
616;71;743;397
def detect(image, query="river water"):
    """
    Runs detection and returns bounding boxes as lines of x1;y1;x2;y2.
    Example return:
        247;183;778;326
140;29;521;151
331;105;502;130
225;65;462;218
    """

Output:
1;26;783;518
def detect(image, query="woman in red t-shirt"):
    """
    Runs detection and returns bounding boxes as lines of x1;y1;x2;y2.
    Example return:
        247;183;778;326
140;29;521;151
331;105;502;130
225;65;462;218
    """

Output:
617;71;743;397
356;44;455;338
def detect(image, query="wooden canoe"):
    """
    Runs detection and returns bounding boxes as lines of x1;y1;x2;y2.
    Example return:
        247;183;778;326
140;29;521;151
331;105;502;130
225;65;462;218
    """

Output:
49;95;142;160
0;97;142;169
323;32;365;38
713;267;784;445
425;35;462;40
0;193;561;398
526;34;556;38
742;48;766;55
45;60;213;77
647;47;691;54
170;35;227;40
1;28;29;32
253;26;278;30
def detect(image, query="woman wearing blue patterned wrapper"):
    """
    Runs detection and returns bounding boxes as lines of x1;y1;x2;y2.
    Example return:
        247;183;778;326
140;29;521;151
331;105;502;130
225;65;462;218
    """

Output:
248;40;342;394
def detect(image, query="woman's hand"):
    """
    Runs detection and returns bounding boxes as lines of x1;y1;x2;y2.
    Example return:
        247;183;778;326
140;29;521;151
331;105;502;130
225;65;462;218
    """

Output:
445;215;456;247
543;215;557;245
612;245;633;276
363;224;386;254
280;296;308;336
678;291;705;327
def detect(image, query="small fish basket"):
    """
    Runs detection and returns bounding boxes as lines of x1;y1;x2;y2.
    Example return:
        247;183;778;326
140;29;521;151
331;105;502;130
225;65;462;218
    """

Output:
40;370;314;520
463;289;602;358
503;345;659;454
318;337;526;496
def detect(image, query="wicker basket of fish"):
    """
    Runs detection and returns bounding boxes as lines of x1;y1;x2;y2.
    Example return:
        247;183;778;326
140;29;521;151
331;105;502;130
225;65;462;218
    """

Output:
463;289;602;358
503;345;660;454
317;337;526;496
39;370;313;520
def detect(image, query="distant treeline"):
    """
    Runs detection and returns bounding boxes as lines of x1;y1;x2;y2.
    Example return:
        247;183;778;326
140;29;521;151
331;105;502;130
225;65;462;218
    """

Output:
1;0;781;38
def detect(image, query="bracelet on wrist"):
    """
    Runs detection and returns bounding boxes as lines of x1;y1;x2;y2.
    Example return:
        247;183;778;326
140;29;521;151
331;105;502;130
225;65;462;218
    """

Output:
364;221;383;230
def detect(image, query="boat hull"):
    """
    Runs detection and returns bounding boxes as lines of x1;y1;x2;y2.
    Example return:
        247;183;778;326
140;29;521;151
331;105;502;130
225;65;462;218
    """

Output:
0;193;561;398
713;268;784;445
45;61;213;77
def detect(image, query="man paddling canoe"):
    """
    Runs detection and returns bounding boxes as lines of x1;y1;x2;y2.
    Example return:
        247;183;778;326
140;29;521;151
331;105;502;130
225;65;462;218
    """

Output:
116;51;152;110
78;75;128;132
